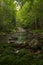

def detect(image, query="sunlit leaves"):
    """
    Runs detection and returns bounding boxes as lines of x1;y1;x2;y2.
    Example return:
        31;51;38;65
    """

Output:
16;0;43;30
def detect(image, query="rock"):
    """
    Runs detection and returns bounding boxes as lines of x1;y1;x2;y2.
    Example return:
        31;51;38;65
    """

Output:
29;39;39;48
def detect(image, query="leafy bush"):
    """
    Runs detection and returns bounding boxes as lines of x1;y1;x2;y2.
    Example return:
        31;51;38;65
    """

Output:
0;47;43;65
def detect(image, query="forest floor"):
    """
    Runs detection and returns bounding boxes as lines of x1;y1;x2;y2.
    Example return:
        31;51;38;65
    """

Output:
0;32;43;65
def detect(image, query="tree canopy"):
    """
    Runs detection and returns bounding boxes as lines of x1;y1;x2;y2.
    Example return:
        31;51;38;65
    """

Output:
0;0;16;32
16;0;43;31
0;0;43;32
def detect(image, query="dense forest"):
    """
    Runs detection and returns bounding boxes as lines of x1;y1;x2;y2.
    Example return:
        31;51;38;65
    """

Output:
0;0;43;65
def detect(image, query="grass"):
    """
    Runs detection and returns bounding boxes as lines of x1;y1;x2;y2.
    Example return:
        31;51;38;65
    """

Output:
32;30;43;33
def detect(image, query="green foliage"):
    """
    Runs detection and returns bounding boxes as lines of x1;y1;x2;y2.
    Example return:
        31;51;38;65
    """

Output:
0;45;43;65
16;0;43;30
0;0;43;65
0;0;43;32
0;0;16;32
